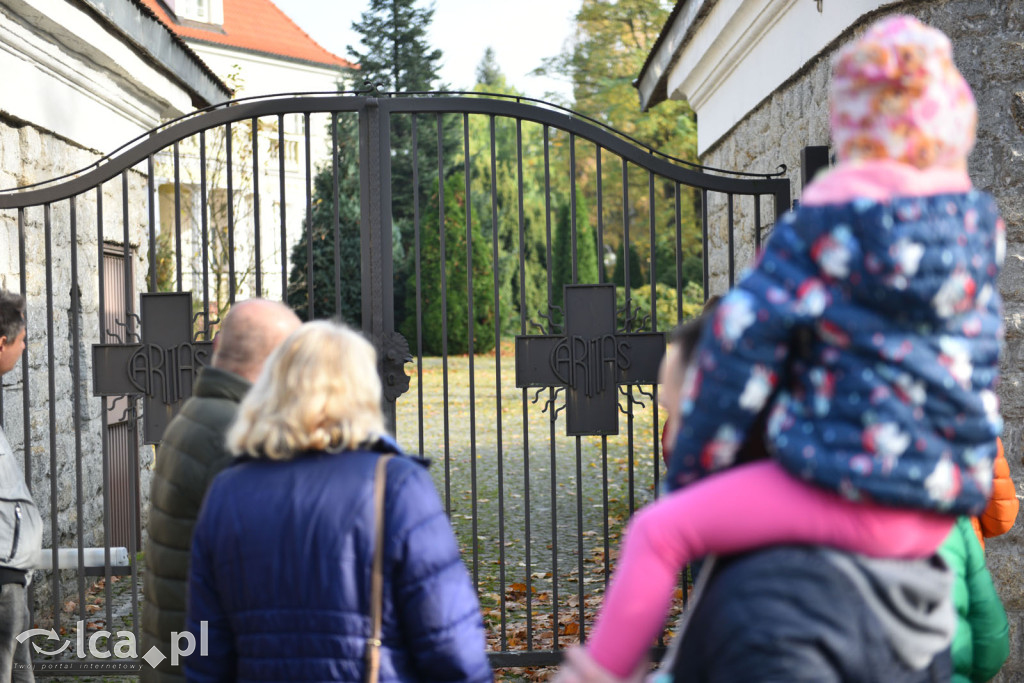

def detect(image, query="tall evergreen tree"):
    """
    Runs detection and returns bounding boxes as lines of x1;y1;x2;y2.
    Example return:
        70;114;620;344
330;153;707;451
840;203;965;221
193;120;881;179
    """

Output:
286;114;363;323
552;193;599;324
347;0;443;93
475;47;502;90
611;243;644;290
414;172;496;355
464;52;549;336
345;0;459;335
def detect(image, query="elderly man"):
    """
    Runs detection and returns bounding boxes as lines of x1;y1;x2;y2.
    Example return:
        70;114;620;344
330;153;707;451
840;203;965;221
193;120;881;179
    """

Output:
141;299;300;683
0;290;41;683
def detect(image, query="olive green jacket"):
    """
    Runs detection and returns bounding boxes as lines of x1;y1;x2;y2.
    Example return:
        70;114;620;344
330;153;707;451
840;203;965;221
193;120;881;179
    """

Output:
140;367;249;683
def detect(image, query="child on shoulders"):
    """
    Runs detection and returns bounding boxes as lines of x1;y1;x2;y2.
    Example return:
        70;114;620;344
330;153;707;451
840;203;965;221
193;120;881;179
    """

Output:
558;15;1005;681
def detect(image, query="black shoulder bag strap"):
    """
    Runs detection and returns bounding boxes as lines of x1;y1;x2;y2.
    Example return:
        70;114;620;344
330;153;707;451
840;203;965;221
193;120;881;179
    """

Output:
366;454;393;683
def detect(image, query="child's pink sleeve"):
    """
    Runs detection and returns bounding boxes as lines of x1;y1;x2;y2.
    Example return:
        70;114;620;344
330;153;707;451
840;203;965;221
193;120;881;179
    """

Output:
586;460;953;678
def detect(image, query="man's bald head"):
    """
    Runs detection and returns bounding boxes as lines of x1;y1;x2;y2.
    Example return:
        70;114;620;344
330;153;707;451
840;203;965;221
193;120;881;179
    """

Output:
211;299;301;382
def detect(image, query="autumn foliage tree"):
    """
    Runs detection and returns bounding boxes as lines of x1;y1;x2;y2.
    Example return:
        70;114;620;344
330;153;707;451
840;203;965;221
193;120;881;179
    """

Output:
535;0;702;301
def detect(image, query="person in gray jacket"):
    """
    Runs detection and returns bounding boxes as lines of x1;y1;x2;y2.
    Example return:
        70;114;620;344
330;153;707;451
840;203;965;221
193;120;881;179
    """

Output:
140;299;299;683
0;290;42;683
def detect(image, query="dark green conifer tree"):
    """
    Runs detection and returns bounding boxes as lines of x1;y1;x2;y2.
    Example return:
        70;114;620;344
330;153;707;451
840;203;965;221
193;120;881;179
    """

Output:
612;243;644;289
551;193;599;324
347;0;459;334
418;172;496;355
286;113;362;323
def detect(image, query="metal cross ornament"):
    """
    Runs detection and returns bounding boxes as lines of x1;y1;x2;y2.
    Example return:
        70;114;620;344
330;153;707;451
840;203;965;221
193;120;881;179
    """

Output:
92;293;212;444
515;284;665;436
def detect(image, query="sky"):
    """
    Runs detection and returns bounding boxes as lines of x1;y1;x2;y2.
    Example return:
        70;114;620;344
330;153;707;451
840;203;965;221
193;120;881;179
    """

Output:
272;0;582;103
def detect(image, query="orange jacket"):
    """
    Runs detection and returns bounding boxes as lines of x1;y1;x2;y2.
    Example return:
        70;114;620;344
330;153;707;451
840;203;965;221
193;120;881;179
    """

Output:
971;437;1019;549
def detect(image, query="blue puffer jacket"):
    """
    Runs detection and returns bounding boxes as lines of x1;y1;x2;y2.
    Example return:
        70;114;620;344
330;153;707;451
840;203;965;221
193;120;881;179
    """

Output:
185;438;492;683
670;191;1005;515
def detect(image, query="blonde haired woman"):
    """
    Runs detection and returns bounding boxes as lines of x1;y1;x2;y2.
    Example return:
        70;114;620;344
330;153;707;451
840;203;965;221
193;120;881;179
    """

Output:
185;321;491;683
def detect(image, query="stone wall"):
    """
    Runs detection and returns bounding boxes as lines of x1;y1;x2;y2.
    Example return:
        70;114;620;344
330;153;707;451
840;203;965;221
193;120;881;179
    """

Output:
0;116;154;623
699;2;1024;677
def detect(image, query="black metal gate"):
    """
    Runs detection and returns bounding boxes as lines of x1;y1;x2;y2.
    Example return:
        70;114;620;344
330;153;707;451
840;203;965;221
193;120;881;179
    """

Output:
0;92;789;672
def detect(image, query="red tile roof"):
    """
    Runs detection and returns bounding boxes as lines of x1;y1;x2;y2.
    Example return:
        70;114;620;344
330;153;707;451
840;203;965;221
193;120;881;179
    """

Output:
140;0;353;70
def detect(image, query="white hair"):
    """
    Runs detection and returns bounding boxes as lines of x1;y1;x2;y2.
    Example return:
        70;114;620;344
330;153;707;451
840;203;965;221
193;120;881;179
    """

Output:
227;321;385;460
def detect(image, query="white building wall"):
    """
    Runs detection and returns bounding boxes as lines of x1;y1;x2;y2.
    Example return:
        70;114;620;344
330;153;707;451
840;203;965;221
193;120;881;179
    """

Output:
152;42;345;302
0;0;199;157
660;0;899;156
0;0;218;620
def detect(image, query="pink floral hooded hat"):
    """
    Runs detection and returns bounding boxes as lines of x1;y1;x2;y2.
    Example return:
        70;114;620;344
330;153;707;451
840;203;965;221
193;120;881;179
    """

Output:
830;15;977;169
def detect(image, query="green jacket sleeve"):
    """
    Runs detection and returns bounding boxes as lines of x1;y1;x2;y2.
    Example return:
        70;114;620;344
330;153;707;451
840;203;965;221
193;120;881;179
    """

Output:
963;519;1010;682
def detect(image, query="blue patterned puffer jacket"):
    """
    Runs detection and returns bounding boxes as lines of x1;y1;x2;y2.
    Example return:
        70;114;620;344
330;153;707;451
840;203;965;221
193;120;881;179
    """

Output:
669;191;1005;516
186;437;492;683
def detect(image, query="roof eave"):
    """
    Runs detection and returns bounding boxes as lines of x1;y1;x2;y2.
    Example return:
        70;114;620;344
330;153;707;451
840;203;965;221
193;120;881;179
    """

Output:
81;0;232;107
185;37;352;72
636;0;718;111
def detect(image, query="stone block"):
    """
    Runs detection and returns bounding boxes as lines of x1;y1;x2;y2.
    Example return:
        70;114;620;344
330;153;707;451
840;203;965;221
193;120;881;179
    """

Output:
997;615;1024;681
989;552;1024;611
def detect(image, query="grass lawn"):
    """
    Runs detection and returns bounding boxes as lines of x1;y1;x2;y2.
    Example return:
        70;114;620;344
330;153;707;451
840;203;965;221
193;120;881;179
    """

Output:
396;339;673;662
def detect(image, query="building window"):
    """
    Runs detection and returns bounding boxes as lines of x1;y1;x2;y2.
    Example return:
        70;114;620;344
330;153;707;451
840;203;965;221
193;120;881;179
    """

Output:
181;0;206;21
178;0;222;24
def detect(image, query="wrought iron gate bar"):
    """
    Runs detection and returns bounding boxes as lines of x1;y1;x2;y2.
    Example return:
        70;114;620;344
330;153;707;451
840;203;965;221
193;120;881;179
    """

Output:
596;146;605;286
540;121;562;652
436;112;452;517
674;182;683;319
649;171;661;495
173;142;183;291
755;194;763;251
18;207;29;485
331;112;342;319
728;193;736;287
701;188;710;303
148;158;158;297
649;170;657;307
200;133;211;335
70;196;87;626
44;202;59;626
226;122;236;303
570;133;578;283
305;112;314;322
123;168;142;646
411;113;425;457
463;111;480;594
95;186;115;653
621;158;631;324
543;126;554;325
488;113;509;649
515;115;536;649
120;179;141;643
277;114;287;303
252;117;262;297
